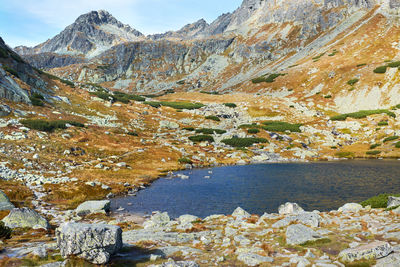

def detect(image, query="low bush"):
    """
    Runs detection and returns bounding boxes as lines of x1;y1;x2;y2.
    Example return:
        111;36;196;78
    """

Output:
347;78;359;86
127;131;138;136
395;141;400;148
239;123;259;129
357;63;367;67
262;121;302;133
113;91;146;102
373;66;388;74
29;93;45;107
224;103;237;108
2;65;19;78
335;152;355;158
10;53;24;63
388;61;400;68
178;157;193;164
200;91;220;95
366;150;381;155
361;193;400;208
205;115;220;122
0;221;11;240
189;135;214;143
183;127;195;131
21;119;84;132
222;137;268;147
195;128;226;135
162;102;204;110
0;47;8;58
330;109;396;121
247;128;260;134
252;73;284;83
378;121;389;126
324;95;332;99
383;136;399;143
144;101;162;108
312;52;325;61
370;143;381;149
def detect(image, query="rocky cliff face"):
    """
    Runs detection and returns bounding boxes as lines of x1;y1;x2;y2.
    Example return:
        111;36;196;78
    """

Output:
15;10;145;58
149;19;209;40
0;37;49;103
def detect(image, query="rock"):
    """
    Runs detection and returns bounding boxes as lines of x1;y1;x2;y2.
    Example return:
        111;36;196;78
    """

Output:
75;200;110;216
375;252;400;266
160;120;179;130
39;262;66;267
237;253;274;266
56;222;122;264
123;229;196;244
0;104;11;117
339;241;393;262
2;208;49;229
232;207;251;218
278;202;304;215
149;259;199;267
143;212;171;229
338;203;363;213
178;214;199;224
387;196;400;208
32;246;48;258
393;206;400;214
0;190;15;210
116;162;127;168
286;224;323;245
273;212;322;228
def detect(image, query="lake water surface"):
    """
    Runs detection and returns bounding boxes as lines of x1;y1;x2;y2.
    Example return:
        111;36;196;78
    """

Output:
111;160;400;218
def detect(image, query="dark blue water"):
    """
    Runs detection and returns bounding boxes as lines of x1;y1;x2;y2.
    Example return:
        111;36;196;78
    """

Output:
111;160;400;218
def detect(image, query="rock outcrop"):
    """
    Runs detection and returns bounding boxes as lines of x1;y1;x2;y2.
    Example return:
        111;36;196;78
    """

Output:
2;208;49;229
0;190;14;210
56;222;122;264
339;241;393;262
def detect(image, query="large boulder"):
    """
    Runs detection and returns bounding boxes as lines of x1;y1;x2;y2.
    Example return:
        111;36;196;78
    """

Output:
2;208;49;229
338;203;363;213
285;224;323;245
232;207;251;218
387;196;400;208
75;200;110;216
339;241;393;262
278;202;304;215
143;212;171;229
56;222;122;264
273;212;322;228
0;190;15;210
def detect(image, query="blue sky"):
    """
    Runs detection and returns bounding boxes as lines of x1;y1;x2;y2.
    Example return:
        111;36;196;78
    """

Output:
0;0;243;48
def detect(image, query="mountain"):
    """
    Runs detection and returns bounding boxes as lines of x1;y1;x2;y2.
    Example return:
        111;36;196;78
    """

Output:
0;37;49;105
149;19;209;40
14;10;145;58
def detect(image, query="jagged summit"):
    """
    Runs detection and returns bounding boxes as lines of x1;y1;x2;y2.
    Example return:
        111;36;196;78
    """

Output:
14;10;145;58
149;19;209;40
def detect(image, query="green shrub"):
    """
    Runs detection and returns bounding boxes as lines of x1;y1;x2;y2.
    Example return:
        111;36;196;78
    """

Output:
176;80;185;85
388;61;400;68
2;65;19;78
378;121;388;126
370;143;381;149
335;152;355;158
252;73;284;83
127;131;138;136
10;53;24;63
96;64;110;70
30;97;44;106
0;47;8;58
247;128;260;134
361;193;400;208
91;91;112;101
183;127;195;131
239;123;259;129
205;115;220;122
222;137;268;148
200;91;220;95
189;135;214;143
113;91;146;102
21;119;84;132
383;136;399;142
312;52;325;61
60;79;75;88
0;221;11;240
347;78;359;86
178;157;193;164
330;109;396;121
144;101;162;108
161;102;204;110
357;63;367;67
324;95;332;99
373;66;388;74
262;121;302;133
366;150;381;155
195;128;226;135
224;103;237;108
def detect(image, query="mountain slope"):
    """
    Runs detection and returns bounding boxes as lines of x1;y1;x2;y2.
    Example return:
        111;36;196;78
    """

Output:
15;10;145;58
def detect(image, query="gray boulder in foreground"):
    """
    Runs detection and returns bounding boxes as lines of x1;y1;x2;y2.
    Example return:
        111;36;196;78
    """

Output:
387;196;400;208
56;222;122;264
278;202;304;215
75;200;110;216
339;241;393;262
2;208;49;229
286;224;323;245
0;190;15;210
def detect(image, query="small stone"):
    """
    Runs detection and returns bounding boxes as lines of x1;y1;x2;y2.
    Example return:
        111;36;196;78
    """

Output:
339;241;393;262
388;196;400;208
237;253;274;266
